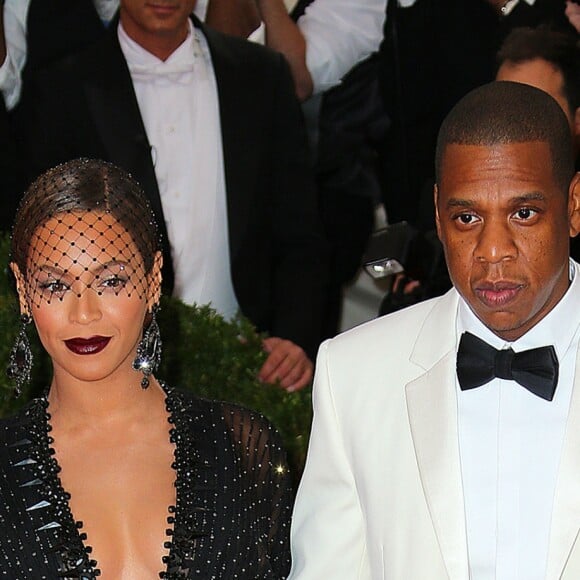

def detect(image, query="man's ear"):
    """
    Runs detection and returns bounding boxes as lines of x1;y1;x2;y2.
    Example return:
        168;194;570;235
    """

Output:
147;251;163;310
10;263;30;316
568;172;580;238
434;183;442;240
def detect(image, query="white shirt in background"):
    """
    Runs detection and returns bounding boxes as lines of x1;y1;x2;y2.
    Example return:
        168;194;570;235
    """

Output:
119;20;239;319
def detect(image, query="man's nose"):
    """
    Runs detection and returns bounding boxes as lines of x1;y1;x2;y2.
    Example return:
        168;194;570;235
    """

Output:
474;218;517;264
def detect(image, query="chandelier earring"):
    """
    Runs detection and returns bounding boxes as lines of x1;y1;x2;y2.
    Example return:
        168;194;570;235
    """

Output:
6;313;33;397
132;305;162;389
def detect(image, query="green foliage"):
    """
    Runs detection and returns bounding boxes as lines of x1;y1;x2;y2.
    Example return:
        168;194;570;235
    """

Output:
0;234;312;472
156;298;312;471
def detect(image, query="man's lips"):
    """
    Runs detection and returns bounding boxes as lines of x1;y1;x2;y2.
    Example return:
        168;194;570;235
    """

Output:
474;282;523;308
147;3;179;15
64;336;111;355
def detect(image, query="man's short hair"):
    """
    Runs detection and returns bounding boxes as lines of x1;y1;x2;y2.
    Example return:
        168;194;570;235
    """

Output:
497;27;580;114
435;81;575;190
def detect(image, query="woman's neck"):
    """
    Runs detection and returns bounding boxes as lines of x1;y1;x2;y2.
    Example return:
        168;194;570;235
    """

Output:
47;373;165;431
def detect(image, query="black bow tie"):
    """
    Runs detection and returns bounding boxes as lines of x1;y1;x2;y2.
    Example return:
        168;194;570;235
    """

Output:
456;332;559;401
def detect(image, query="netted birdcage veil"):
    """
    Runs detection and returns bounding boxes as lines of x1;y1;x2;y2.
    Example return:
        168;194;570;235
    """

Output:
11;158;162;310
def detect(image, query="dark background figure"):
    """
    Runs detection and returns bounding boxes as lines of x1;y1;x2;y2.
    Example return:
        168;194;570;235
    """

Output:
0;0;113;230
496;26;580;166
291;0;389;338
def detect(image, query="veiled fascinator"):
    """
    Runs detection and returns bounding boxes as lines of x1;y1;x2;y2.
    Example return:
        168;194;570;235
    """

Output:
11;158;162;309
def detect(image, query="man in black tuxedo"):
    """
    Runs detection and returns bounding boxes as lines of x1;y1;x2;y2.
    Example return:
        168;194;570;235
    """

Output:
15;0;327;391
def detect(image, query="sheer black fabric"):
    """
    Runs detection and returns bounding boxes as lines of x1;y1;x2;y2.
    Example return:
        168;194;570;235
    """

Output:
0;385;293;578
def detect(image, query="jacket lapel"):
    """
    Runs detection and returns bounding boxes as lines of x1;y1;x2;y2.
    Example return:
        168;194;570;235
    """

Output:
406;291;469;580
200;22;252;259
81;30;175;290
545;344;580;580
83;33;158;206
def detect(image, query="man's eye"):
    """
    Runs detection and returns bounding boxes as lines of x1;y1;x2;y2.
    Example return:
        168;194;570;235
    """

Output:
514;208;536;220
456;213;476;225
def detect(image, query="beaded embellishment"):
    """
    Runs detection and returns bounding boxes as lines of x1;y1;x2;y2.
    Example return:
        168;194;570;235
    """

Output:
10;383;204;579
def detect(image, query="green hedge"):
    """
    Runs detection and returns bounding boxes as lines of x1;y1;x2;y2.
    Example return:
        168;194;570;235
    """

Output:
0;235;312;473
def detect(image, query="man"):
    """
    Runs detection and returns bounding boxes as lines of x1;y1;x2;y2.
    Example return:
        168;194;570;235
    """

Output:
496;26;580;162
289;81;580;579
15;0;327;391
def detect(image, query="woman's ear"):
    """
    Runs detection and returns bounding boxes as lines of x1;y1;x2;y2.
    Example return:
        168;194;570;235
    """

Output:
10;263;30;316
147;251;163;310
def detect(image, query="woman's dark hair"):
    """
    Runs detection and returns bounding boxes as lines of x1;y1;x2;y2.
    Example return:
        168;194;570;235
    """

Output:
11;158;161;276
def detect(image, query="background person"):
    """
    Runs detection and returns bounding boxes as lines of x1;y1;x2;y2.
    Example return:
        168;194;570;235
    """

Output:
496;26;580;164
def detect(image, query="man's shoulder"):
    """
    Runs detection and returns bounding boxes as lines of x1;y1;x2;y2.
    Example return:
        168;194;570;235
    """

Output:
197;20;286;72
29;31;119;86
323;289;458;361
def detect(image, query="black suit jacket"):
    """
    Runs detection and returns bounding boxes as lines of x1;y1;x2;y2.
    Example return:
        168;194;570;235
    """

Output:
16;19;328;357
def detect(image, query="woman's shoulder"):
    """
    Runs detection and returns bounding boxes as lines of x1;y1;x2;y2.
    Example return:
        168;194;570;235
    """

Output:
168;386;288;467
0;398;45;445
170;386;280;436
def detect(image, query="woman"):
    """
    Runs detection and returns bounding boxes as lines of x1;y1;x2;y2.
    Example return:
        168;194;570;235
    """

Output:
0;159;292;579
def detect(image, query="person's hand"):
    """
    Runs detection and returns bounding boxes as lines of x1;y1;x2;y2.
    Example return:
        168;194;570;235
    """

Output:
259;337;313;392
565;1;580;33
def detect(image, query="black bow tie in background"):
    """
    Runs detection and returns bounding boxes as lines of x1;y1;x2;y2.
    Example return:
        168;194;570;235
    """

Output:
456;332;559;401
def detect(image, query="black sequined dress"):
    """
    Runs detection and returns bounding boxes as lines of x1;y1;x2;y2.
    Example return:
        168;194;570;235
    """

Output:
0;384;293;579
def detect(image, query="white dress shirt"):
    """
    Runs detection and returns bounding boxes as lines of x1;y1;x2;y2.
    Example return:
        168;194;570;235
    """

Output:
0;0;29;110
456;261;580;579
119;20;239;319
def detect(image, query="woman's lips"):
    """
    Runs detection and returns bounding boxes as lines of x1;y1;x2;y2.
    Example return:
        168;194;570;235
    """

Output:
475;283;523;308
64;336;111;355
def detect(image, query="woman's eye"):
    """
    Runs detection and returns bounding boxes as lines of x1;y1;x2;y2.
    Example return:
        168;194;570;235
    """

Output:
40;280;68;294
99;276;128;290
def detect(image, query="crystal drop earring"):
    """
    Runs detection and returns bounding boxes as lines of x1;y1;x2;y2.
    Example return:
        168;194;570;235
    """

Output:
132;306;162;389
6;314;33;397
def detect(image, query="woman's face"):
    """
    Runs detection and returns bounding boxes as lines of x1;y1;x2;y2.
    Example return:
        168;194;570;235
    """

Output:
13;211;161;387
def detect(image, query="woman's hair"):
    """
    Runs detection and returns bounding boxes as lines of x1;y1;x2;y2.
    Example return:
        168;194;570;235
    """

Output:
11;158;161;276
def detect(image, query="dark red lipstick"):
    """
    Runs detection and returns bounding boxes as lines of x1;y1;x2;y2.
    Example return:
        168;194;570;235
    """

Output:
65;336;111;355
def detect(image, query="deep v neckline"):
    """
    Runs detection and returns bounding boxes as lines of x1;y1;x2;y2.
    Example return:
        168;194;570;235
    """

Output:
18;383;202;579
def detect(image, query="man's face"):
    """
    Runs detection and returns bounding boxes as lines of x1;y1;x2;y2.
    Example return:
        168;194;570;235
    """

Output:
436;141;580;341
120;0;196;56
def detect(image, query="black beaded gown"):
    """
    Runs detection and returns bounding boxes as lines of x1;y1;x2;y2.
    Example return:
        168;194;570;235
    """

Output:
0;384;293;579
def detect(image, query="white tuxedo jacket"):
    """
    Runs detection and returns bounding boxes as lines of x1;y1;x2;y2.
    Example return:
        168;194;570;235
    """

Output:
289;288;580;580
